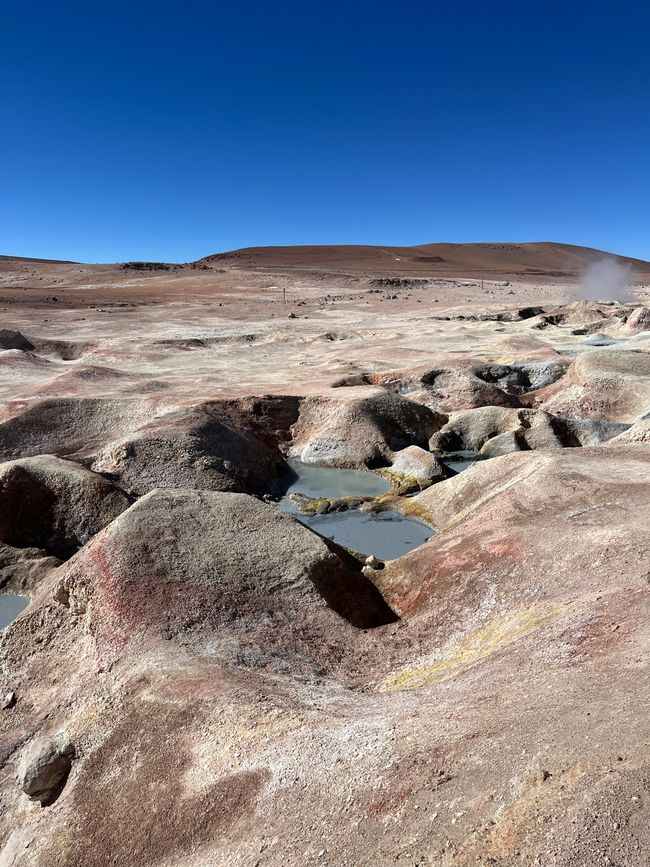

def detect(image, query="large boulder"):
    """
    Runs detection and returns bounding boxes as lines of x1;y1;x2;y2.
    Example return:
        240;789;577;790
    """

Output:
385;445;449;493
0;455;131;559
289;391;440;469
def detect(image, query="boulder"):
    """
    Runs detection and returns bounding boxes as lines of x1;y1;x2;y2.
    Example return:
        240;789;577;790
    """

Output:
18;736;75;806
386;445;448;492
0;456;131;559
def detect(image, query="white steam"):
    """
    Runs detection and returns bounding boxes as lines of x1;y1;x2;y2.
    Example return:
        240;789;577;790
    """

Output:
580;258;634;302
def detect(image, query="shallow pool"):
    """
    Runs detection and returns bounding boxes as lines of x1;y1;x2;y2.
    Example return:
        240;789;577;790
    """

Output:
280;501;431;559
275;459;390;499
441;451;483;474
0;594;29;629
275;459;432;558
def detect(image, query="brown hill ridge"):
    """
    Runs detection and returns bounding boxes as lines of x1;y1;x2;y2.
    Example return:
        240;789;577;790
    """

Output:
199;241;650;277
3;241;650;280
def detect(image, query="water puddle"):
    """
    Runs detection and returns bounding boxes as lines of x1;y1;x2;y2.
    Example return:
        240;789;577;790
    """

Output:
279;499;431;559
275;460;431;559
441;451;482;474
275;459;390;499
0;594;29;629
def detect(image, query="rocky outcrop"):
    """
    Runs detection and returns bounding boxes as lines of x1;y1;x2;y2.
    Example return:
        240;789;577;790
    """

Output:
0;455;131;560
289;391;441;468
91;401;287;496
531;349;650;422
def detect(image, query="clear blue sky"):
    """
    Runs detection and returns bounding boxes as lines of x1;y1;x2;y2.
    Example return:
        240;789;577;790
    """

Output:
2;1;649;263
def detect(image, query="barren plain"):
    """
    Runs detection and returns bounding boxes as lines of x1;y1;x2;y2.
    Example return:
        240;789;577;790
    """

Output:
0;241;649;866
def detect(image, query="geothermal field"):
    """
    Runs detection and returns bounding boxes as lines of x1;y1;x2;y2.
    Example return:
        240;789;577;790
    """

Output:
0;241;649;866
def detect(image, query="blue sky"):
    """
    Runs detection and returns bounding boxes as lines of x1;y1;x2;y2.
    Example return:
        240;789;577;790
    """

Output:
2;1;649;263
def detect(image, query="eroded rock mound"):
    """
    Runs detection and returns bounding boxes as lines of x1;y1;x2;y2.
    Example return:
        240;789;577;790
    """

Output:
605;417;650;445
0;397;155;461
471;358;569;394
0;455;130;559
430;406;630;456
0;542;61;590
92;401;288;496
55;489;397;667
624;306;650;333
289;391;440;468
532;348;650;421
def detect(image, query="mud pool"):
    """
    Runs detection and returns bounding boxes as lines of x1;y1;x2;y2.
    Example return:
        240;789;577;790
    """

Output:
276;459;391;498
441;451;483;474
276;460;432;559
0;594;28;629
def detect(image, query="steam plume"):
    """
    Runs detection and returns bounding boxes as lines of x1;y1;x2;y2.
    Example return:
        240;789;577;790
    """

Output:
580;258;634;302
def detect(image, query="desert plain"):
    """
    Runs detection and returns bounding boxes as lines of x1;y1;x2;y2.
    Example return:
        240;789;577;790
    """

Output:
0;241;649;866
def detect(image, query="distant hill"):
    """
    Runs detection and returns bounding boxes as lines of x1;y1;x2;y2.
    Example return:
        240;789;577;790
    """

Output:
198;242;650;278
0;254;78;265
3;243;650;279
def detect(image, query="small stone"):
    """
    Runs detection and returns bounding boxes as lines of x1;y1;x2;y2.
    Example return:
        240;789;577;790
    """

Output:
2;691;16;710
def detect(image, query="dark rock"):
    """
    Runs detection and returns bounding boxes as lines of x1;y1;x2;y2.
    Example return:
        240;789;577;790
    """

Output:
0;329;34;351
